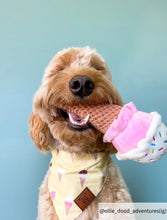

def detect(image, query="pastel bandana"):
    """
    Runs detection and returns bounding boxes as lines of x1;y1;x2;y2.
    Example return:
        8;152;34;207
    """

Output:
48;149;110;220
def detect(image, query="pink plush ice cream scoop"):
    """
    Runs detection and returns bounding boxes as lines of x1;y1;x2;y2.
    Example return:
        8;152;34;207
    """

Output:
103;102;153;153
103;102;167;163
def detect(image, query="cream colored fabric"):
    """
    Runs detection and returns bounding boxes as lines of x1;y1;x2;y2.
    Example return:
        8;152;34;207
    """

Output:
48;149;110;220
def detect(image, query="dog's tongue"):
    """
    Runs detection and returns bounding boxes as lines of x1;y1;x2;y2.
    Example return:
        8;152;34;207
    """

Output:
69;112;82;121
57;102;122;134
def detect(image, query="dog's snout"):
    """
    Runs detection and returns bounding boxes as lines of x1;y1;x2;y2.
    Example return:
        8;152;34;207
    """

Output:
69;75;94;98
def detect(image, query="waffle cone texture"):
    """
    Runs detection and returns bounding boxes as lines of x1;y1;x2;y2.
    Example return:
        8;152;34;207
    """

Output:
56;103;122;134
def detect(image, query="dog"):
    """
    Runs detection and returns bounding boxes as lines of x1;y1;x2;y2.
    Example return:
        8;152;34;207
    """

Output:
29;47;132;220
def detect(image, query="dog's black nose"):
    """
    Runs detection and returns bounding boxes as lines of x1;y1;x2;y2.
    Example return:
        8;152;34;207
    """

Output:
69;75;94;98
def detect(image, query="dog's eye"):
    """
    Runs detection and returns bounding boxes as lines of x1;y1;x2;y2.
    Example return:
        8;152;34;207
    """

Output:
91;62;105;71
58;67;64;72
93;65;105;71
56;64;65;72
95;67;104;71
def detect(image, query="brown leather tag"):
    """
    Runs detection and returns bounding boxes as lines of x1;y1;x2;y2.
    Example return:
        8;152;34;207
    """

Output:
74;187;95;211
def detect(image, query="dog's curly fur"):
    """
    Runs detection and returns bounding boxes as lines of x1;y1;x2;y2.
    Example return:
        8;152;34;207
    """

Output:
29;47;132;220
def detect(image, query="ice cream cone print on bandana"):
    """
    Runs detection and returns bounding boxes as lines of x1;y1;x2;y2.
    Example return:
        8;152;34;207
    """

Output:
50;191;56;200
79;170;87;187
64;195;73;215
93;153;98;161
58;167;64;182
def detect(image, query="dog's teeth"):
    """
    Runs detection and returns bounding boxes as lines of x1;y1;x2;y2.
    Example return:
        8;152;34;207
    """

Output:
83;114;89;124
69;113;75;124
69;113;89;126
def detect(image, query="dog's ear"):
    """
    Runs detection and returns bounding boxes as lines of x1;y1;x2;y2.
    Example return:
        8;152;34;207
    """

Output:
29;112;52;152
108;143;118;154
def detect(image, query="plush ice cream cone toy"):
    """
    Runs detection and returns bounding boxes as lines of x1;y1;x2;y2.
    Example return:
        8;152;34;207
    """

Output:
56;102;167;163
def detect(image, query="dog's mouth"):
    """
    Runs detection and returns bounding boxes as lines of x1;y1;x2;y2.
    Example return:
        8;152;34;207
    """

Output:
58;109;92;131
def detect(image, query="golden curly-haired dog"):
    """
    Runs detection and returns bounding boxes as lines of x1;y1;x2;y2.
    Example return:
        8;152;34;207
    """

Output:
29;47;132;220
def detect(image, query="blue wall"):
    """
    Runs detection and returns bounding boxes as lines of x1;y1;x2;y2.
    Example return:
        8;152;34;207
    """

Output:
0;0;167;219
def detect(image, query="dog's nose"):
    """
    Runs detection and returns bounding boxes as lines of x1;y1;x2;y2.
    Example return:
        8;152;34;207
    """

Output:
69;75;94;98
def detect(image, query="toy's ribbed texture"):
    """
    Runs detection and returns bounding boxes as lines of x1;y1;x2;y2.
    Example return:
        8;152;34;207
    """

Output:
56;103;122;133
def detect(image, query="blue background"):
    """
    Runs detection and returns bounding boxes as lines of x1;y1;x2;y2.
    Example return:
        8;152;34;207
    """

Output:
0;0;167;219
